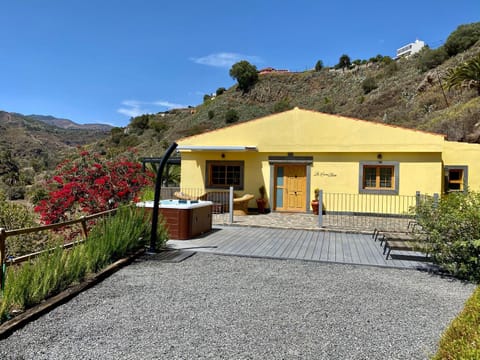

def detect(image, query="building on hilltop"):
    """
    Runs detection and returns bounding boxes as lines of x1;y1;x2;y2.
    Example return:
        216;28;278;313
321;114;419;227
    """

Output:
258;67;289;75
396;39;425;58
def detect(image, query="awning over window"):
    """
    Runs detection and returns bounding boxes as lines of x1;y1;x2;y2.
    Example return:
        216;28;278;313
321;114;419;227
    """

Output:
177;145;257;152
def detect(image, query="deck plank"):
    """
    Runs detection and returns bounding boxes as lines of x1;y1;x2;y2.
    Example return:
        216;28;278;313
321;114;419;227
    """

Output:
300;231;316;259
339;233;351;263
279;230;302;259
250;229;282;257
312;231;327;261
292;231;310;259
167;226;433;270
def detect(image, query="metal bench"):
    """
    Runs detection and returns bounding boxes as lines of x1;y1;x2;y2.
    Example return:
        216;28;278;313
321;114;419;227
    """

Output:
383;239;429;260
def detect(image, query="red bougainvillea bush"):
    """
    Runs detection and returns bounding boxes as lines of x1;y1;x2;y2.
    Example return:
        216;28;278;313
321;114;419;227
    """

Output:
35;149;154;224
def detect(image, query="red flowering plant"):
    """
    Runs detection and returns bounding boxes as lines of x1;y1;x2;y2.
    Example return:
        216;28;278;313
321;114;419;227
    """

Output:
35;149;154;225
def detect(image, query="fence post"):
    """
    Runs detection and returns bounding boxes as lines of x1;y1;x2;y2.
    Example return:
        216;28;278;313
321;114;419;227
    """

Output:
433;193;439;208
80;216;89;241
415;191;420;208
0;228;6;291
229;186;234;224
318;190;324;227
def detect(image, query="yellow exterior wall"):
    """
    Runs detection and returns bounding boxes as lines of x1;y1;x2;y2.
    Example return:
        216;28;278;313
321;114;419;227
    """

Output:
308;152;442;196
442;141;480;192
176;108;480;213
178;108;445;153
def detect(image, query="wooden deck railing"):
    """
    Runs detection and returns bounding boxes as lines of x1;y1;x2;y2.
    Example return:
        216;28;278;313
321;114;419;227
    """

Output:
0;208;118;290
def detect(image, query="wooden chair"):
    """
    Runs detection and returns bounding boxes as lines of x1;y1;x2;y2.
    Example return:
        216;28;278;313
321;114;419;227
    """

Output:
233;194;254;216
173;191;207;201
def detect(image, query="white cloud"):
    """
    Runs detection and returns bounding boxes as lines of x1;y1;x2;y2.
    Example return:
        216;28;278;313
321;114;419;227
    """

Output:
153;100;187;108
191;52;262;68
117;99;188;118
117;107;144;118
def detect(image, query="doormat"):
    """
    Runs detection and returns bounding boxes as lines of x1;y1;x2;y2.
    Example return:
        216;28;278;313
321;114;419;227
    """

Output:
152;250;196;263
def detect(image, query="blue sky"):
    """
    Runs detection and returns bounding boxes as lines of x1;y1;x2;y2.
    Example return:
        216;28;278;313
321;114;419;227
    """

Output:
0;1;478;127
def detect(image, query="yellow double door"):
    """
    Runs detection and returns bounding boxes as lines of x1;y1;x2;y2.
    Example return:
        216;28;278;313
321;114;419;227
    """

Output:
274;165;307;212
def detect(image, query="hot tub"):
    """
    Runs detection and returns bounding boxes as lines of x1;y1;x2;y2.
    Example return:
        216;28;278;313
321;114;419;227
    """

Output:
136;200;213;240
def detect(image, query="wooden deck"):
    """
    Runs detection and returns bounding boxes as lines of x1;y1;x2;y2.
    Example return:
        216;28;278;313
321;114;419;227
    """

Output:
167;226;433;270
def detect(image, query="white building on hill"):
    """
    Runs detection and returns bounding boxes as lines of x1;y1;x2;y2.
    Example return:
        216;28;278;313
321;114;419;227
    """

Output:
396;39;425;58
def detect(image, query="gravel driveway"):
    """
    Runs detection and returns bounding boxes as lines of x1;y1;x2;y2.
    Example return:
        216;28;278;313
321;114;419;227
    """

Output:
0;252;475;359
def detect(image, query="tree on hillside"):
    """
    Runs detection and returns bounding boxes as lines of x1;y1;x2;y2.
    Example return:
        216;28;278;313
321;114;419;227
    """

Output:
336;54;351;70
130;114;150;130
416;46;448;72
445;54;480;95
229;60;258;92
444;22;480;57
314;60;324;71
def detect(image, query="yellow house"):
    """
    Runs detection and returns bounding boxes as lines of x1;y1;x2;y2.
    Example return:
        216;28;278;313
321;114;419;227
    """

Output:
176;108;480;213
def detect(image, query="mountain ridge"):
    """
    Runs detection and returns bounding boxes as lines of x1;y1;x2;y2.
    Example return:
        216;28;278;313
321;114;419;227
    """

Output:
0;111;111;171
24;114;113;131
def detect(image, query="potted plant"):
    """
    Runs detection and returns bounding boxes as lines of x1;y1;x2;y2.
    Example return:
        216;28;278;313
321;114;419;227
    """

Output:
311;188;320;215
256;185;267;214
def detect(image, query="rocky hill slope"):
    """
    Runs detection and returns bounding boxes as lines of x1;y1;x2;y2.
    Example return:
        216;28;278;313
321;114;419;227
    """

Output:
99;39;480;158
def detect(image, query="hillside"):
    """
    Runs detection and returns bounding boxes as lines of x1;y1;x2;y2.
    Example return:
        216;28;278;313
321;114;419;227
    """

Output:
99;39;480;158
0;111;111;173
27;114;113;131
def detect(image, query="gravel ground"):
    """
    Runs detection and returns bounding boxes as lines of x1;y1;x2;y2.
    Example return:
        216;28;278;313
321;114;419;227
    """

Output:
0;252;475;360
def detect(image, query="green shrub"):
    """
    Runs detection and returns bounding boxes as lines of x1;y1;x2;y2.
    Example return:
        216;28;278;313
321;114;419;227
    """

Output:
444;22;480;57
432;285;480;359
216;87;226;96
208;110;215;119
318;97;336;114
362;77;378;94
0;198;41;257
336;54;351;69
130;115;150;130
314;60;323;72
273;98;293;113
139;186;155;201
384;61;398;76
149;119;169;133
119;134;141;148
84;206;152;272
416;46;448;72
225;109;239;124
28;185;49;205
415;191;480;282
6;186;25;200
0;238;87;321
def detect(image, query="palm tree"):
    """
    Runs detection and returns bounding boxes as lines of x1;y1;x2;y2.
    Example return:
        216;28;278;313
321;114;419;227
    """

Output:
444;54;480;95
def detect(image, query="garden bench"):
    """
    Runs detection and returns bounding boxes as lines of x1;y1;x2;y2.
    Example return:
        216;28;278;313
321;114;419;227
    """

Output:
383;239;430;260
372;221;430;260
372;220;419;242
